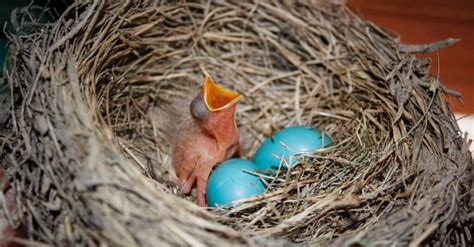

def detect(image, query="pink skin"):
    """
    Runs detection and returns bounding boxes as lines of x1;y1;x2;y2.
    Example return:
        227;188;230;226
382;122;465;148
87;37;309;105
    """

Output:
172;79;241;206
0;169;26;247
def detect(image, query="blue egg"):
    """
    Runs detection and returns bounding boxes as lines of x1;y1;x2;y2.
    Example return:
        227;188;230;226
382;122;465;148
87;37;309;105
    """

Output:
207;158;265;207
254;125;331;171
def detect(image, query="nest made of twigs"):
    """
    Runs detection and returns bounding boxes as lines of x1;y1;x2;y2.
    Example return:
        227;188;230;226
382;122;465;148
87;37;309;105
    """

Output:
1;0;472;246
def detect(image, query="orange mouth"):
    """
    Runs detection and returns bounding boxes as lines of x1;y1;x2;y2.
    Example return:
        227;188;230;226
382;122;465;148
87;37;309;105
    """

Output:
203;77;241;111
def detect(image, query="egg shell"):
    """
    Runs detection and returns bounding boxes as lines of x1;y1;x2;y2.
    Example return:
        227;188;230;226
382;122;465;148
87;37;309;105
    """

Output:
206;158;265;207
253;125;331;171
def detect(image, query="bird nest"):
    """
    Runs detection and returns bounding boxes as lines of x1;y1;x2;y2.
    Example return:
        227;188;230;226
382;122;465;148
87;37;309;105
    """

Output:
1;0;473;246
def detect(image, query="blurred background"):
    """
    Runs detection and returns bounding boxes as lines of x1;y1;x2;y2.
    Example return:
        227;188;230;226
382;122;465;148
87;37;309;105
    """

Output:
348;0;474;114
0;0;71;96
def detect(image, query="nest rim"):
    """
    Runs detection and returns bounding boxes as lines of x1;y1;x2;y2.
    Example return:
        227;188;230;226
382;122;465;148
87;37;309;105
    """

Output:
1;0;472;246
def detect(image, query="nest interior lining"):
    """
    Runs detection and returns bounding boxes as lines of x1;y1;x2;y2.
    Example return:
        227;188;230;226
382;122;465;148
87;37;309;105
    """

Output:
1;0;472;246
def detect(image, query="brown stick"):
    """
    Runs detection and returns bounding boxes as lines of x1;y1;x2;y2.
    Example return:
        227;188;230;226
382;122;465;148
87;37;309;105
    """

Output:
399;38;459;53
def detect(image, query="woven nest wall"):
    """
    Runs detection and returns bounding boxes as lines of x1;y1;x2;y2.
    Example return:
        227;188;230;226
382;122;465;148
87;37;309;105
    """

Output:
1;0;473;246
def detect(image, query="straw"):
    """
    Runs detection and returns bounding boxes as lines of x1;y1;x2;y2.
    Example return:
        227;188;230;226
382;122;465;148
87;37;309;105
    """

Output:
0;0;472;246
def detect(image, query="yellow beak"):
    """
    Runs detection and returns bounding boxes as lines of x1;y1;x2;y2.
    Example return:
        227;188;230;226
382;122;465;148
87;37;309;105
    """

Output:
203;77;241;112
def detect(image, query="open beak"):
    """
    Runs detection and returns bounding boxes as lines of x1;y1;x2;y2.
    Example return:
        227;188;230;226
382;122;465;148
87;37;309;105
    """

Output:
203;77;241;112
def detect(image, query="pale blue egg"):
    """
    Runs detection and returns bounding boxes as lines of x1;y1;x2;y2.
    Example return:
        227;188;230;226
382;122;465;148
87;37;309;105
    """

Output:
253;125;331;171
207;158;265;207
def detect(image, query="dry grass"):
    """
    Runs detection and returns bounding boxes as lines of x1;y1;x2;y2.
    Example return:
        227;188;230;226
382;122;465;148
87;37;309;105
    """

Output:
0;0;472;246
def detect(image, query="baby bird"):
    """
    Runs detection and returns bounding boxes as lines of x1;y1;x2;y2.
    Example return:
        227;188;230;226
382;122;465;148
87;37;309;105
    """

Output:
171;77;242;206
